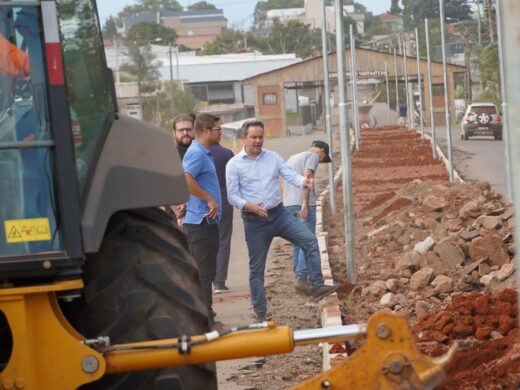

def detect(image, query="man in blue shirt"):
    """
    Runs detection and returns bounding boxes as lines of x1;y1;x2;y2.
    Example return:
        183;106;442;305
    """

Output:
183;113;222;324
226;120;340;322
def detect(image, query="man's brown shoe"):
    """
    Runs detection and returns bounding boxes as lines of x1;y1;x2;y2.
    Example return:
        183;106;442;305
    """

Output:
311;284;340;302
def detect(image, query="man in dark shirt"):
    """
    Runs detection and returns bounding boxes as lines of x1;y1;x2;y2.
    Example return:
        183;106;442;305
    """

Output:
171;114;195;222
210;134;235;293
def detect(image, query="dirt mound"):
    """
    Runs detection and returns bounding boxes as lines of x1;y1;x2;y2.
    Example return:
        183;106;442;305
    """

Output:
414;289;519;390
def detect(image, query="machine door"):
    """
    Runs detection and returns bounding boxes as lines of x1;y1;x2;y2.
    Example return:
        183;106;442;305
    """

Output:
0;5;63;257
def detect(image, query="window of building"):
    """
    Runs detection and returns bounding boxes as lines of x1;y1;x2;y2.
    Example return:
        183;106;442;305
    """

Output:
263;93;277;105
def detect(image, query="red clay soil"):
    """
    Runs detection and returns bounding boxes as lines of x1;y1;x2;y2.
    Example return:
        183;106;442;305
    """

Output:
414;289;519;390
351;127;448;212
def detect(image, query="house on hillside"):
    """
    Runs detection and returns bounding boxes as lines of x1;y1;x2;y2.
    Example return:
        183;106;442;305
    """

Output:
260;1;365;34
122;9;227;50
378;13;403;30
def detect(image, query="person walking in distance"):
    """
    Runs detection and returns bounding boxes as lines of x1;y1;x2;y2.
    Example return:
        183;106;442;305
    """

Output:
284;141;332;296
210;133;235;294
226;120;340;322
171;114;195;223
182;113;222;324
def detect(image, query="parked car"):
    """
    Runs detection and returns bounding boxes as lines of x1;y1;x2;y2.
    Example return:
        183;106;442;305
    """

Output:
460;103;503;140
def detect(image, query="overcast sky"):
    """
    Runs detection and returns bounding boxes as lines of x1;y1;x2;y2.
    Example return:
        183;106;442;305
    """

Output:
97;1;389;30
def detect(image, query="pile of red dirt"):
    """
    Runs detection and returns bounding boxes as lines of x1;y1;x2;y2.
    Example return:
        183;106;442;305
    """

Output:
414;289;519;389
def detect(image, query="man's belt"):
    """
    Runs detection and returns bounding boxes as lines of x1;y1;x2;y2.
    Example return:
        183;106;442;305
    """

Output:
242;203;283;216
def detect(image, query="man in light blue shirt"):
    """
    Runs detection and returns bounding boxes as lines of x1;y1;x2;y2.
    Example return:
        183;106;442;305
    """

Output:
183;113;222;325
226;120;340;321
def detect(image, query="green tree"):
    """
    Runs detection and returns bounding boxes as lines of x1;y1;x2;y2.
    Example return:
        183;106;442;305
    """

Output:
188;1;217;10
401;0;470;30
121;38;161;96
390;0;402;15
475;44;500;106
144;85;199;128
127;22;177;45
119;0;182;15
202;29;246;54
102;16;119;40
264;19;321;58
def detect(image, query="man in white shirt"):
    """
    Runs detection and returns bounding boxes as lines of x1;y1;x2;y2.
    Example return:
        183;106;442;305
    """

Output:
226;120;339;321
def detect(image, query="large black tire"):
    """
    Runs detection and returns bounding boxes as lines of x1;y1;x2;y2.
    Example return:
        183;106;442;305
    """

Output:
63;208;217;390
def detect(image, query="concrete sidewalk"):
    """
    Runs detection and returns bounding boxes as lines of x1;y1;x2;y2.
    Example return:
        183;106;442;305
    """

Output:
214;131;330;389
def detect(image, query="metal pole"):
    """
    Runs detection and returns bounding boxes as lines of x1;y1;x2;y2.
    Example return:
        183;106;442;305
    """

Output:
350;24;360;150
495;0;512;199
169;42;174;116
334;0;356;284
415;28;425;138
385;61;391;125
114;38;121;84
440;0;454;181
402;35;410;128
321;0;336;214
394;48;399;123
425;18;437;158
498;0;520;306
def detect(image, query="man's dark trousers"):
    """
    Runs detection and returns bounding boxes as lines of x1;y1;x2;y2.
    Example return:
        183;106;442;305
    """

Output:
214;204;233;286
184;223;219;318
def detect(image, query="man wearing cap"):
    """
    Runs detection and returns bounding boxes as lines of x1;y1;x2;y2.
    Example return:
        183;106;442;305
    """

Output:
226;120;340;322
283;141;332;296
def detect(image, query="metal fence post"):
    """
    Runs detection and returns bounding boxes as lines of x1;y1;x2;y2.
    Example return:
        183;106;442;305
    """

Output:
350;24;360;151
425;18;437;158
415;28;425;138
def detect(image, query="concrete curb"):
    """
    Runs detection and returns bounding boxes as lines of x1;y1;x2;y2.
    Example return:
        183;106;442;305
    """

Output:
316;127;465;371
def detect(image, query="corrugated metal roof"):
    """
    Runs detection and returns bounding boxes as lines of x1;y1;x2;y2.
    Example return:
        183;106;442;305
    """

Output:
105;47;301;83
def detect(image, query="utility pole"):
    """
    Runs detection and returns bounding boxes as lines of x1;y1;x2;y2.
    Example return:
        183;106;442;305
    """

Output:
350;24;360;151
402;35;411;128
394;47;399;121
334;0;356;284
498;0;520;298
415;28;424;138
425;18;437;159
486;0;495;44
169;42;174;116
440;0;454;181
385;61;391;125
321;0;336;214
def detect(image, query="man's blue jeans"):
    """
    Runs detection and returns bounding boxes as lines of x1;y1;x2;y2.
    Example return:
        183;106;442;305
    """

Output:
285;205;316;280
242;206;324;315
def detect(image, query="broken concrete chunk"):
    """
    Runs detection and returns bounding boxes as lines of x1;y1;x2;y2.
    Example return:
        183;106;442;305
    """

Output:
474;215;503;230
480;273;498;286
433;242;466;268
496;262;515;281
490;331;504;340
369;280;388;296
414;236;435;254
459;200;480;218
415;300;429;319
385;278;399;293
478;262;491;276
410;268;434;290
422;194;448;212
469;236;510;267
458;229;480;241
380;292;396;308
396;252;416;270
366;224;390;238
431;275;454;293
502;207;514;220
461;257;487;275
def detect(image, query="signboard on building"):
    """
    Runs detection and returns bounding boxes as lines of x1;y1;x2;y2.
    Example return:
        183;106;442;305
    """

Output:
329;70;388;79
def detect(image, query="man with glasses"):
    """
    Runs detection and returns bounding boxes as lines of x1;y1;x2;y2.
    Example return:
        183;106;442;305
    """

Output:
183;113;222;326
226;120;340;322
173;113;195;160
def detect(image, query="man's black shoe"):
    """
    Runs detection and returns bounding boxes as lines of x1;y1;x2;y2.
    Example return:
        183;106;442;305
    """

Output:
311;284;340;302
255;311;272;322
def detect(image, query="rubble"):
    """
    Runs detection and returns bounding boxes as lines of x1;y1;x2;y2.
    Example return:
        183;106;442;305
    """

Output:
410;268;434;290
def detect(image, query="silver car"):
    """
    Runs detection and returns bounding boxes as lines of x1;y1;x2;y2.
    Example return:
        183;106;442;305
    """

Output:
460;103;503;140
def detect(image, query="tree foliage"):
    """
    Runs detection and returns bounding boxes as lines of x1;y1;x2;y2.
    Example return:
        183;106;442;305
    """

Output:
121;39;161;95
188;1;217;10
390;0;402;15
254;0;304;24
144;85;199;128
126;22;177;45
265;19;321;57
102;16;119;40
202;29;246;54
401;0;471;30
119;0;182;16
475;44;500;106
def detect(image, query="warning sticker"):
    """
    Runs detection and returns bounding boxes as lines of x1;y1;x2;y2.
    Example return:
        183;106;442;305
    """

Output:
4;218;51;243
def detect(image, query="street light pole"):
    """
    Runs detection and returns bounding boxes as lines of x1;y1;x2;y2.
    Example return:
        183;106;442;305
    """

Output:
495;0;512;199
321;0;336;214
385;61;391;125
394;47;399;123
415;28;425;138
440;0;454;181
350;24;360;151
334;0;356;284
425;18;437;159
402;35;411;128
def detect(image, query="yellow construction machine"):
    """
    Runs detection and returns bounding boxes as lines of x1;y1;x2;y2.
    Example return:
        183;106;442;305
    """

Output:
0;1;457;388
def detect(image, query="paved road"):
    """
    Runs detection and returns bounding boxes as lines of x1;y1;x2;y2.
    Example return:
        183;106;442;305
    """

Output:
425;126;509;196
